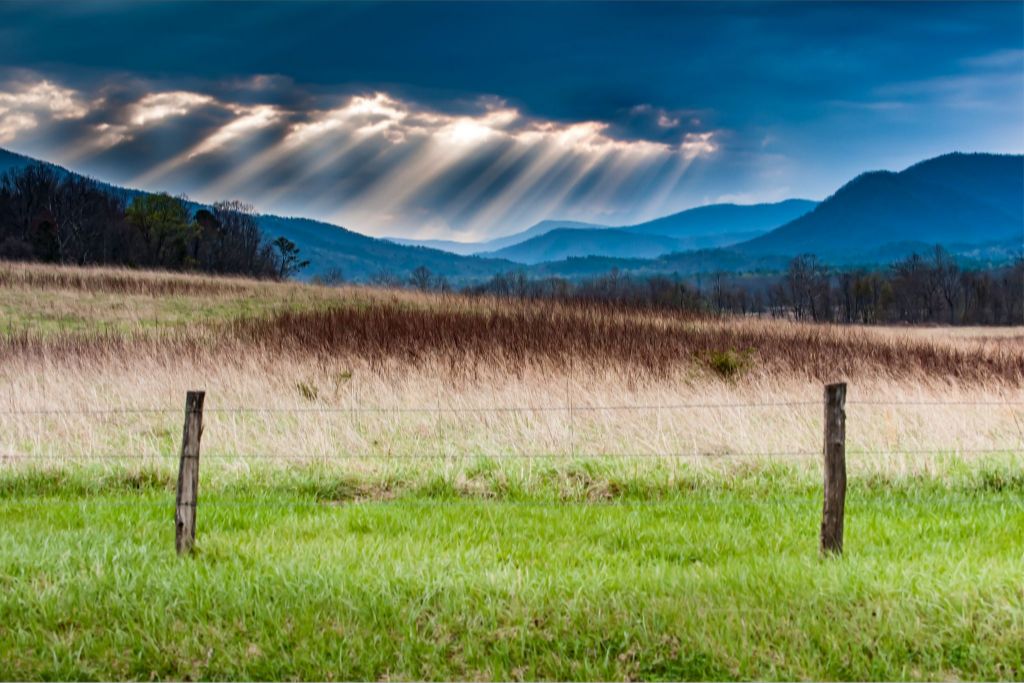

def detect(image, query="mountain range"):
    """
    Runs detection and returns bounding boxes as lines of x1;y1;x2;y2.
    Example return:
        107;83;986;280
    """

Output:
386;202;818;263
1;147;1020;281
478;200;818;263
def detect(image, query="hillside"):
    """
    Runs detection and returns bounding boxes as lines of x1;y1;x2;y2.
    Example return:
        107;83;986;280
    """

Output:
0;147;37;176
484;200;817;263
256;215;514;281
481;227;684;264
624;199;817;238
0;148;515;282
739;153;1024;259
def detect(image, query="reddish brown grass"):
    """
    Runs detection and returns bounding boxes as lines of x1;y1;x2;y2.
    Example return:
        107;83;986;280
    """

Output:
2;295;1021;385
231;304;1024;383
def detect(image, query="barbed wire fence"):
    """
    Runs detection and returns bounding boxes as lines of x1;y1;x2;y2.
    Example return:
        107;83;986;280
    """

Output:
1;385;1023;556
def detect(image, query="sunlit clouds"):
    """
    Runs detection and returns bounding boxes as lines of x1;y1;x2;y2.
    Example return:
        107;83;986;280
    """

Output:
129;91;215;127
2;2;1021;238
0;75;720;237
0;80;88;143
680;132;718;160
134;102;284;186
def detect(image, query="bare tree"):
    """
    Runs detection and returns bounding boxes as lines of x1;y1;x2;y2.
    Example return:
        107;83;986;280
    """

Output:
409;265;433;291
931;246;962;324
786;254;830;320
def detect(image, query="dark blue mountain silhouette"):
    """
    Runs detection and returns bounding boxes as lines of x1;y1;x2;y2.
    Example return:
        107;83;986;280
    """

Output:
738;153;1023;258
481;200;817;263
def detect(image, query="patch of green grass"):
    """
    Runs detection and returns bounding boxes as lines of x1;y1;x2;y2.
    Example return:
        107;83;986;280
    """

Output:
0;286;342;339
0;466;1021;680
704;348;755;380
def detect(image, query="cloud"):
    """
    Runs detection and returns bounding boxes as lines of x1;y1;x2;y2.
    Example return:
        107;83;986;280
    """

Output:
622;103;706;141
680;132;718;159
962;49;1024;69
0;72;721;236
129;91;214;127
657;113;680;128
0;79;88;142
2;2;1020;236
872;50;1024;113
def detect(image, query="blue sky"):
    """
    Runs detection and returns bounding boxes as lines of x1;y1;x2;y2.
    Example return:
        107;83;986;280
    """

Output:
0;1;1021;239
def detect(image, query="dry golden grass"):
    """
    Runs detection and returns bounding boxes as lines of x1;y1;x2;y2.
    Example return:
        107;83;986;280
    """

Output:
0;261;1021;479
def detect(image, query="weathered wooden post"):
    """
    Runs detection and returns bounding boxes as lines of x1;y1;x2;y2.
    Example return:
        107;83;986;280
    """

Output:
820;382;847;556
175;390;205;555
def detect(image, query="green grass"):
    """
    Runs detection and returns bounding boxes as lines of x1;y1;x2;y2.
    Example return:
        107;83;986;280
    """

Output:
1;465;1022;680
0;286;339;337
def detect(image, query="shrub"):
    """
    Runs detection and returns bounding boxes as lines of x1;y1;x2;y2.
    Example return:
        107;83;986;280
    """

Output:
706;348;753;379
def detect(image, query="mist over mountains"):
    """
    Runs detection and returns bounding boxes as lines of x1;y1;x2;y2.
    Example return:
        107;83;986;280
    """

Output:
1;148;1020;281
386;220;606;256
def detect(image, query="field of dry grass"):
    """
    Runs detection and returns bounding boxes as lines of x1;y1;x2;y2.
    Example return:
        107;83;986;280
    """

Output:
0;261;1020;481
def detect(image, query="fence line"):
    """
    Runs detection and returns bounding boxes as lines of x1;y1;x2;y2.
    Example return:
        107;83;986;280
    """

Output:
4;384;1024;558
3;451;824;461
0;407;178;415
0;498;822;509
1;399;1022;416
2;447;1020;462
5;495;1022;511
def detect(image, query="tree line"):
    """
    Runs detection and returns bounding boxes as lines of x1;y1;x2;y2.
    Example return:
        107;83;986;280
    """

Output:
423;247;1021;325
763;249;1023;325
2;161;1018;324
0;163;306;278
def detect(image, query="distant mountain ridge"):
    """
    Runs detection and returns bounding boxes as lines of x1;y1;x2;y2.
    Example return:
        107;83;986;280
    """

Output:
624;199;818;238
738;153;1023;258
482;228;684;264
481;200;818;264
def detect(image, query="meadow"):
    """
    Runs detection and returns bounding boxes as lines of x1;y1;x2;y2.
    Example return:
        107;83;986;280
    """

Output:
0;262;1022;680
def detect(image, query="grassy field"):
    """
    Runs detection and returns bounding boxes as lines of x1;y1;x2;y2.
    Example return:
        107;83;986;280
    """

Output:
0;262;1022;680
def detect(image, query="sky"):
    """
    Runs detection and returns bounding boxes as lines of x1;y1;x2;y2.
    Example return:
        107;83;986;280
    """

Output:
0;1;1021;240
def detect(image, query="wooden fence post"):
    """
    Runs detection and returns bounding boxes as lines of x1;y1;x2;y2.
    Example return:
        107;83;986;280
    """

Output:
175;390;205;555
820;382;847;556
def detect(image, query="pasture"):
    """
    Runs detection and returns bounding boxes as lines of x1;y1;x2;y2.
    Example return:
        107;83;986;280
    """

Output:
0;262;1022;680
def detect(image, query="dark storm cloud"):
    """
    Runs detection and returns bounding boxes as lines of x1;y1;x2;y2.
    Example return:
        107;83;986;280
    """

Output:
0;1;1020;236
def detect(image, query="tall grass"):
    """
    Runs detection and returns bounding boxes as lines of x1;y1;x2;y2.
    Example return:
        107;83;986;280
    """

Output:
3;287;1022;383
226;303;1024;382
0;262;1021;468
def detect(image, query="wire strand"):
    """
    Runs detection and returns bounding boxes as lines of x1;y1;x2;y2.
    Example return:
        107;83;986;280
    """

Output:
1;399;1019;417
1;448;1020;462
